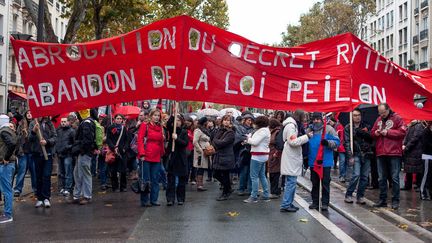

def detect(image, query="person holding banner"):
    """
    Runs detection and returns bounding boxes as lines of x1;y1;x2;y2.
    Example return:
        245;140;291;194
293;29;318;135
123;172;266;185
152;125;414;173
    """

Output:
193;117;211;191
137;109;165;207
343;108;373;205
29;116;57;208
372;103;406;210
308;112;340;211
212;115;236;201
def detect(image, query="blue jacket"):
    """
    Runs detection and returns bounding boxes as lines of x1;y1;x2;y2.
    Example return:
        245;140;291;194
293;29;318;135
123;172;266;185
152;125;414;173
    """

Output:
308;124;340;168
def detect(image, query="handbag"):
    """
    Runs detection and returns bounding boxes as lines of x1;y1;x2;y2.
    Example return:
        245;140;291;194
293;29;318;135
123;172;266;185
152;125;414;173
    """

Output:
105;126;124;164
203;145;216;156
131;160;151;194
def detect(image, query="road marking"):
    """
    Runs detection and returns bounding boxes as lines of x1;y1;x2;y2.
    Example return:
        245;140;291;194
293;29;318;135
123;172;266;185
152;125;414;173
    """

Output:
294;194;356;243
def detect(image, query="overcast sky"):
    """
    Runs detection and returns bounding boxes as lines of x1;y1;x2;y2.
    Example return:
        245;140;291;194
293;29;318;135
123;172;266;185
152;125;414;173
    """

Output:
226;0;320;45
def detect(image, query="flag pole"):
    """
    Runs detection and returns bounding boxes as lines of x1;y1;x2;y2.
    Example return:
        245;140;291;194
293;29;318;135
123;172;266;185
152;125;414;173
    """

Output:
172;101;179;152
319;180;322;212
350;111;354;156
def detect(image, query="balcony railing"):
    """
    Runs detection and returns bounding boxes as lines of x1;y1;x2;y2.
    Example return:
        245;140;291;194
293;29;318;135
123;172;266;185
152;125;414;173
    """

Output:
413;35;419;44
13;0;20;6
415;7;419;15
421;0;428;9
420;62;428;69
420;29;428;40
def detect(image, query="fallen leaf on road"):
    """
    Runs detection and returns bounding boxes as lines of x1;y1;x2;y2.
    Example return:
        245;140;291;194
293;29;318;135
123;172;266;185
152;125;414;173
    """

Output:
98;191;107;195
105;204;113;207
419;222;432;227
226;211;240;217
397;224;409;230
57;200;64;203
407;208;418;213
299;218;309;223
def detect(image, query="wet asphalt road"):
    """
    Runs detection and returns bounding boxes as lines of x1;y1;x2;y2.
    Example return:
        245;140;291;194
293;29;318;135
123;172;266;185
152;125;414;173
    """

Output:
0;179;347;243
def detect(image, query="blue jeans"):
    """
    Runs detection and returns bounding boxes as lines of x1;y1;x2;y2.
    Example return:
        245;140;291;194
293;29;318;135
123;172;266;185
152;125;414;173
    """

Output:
280;175;297;209
377;156;401;203
140;161;161;205
14;153;36;194
33;154;53;201
159;163;167;188
0;163;15;217
346;156;371;198
98;155;108;186
338;152;347;178
249;159;270;199
73;154;93;199
58;156;73;191
238;164;251;192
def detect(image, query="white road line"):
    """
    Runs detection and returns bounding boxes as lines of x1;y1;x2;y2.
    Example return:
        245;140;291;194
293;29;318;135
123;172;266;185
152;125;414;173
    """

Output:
294;194;357;243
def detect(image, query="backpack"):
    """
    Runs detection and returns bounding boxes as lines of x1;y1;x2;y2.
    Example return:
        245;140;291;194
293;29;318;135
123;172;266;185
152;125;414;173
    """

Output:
93;120;104;149
130;123;148;154
274;122;297;151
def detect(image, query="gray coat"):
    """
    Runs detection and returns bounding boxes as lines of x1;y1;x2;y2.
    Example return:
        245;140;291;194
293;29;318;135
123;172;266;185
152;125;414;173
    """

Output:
212;127;235;170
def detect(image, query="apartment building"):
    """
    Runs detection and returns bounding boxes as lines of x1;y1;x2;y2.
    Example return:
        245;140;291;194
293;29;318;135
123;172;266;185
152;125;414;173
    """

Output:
363;0;411;69
412;0;430;70
0;0;68;114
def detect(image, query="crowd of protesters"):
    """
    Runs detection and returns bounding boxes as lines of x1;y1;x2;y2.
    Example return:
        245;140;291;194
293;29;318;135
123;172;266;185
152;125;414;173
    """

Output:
1;101;432;224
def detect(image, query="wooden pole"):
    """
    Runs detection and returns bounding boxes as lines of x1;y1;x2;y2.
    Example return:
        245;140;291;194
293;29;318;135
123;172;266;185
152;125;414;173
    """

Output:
172;101;179;152
35;119;48;160
350;112;354;156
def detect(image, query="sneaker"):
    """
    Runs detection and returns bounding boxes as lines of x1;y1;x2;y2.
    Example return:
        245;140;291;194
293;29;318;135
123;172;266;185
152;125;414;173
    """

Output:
269;194;280;199
321;205;329;211
391;202;399;210
216;194;228;201
373;200;387;208
79;198;91;205
43;199;51;208
68;197;80;204
58;189;65;195
344;196;354;203
0;215;13;224
100;185;107;191
261;197;271;202
243;197;258;203
178;201;184;206
237;191;248;196
356;197;366;205
35;200;44;208
167;201;174;206
13;191;20;197
190;181;197;185
63;190;70;197
280;206;297;213
309;204;319;210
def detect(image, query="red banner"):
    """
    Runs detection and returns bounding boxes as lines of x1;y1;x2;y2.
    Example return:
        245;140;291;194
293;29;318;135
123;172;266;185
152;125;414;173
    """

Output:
10;15;432;119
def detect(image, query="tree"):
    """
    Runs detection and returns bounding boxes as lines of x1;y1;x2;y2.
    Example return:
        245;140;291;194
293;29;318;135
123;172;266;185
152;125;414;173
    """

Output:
280;0;375;47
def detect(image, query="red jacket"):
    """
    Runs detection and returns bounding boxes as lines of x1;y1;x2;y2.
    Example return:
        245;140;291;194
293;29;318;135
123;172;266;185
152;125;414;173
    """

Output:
137;122;164;163
371;112;407;157
336;123;346;153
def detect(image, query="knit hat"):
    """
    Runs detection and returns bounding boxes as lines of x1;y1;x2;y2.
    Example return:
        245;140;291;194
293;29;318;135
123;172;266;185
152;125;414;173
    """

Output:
198;116;208;126
78;109;90;119
242;113;255;121
0;115;10;127
311;112;323;121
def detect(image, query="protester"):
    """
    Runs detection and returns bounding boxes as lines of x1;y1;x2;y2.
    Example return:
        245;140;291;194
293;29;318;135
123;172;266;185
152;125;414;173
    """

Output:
106;114;128;192
212;115;235;201
29;116;57;208
70;109;97;205
280;110;311;212
14;110;36;197
193;117;211;191
268;118;282;199
234;112;254;196
372;103;406;210
308;112;340;211
185;116;196;185
243;116;271;203
0;115;18;224
402;120;427;191
274;111;286;124
166;114;189;206
206;119;216;181
420;121;432;200
55;117;76;197
137;109;164;207
329;117;347;182
343;109;373;205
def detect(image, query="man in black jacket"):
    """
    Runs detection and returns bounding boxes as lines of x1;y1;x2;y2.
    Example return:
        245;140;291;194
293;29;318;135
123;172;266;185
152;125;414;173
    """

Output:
0;115;18;224
344;108;373;204
29;116;57;208
70;109;97;205
55;117;75;197
234;112;254;196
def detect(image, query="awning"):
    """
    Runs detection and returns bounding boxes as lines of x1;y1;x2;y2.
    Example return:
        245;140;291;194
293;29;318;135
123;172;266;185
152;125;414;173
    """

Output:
8;91;27;100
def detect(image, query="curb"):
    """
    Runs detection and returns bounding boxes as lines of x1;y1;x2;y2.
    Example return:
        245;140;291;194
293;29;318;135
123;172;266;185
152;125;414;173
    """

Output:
297;178;392;243
328;180;432;240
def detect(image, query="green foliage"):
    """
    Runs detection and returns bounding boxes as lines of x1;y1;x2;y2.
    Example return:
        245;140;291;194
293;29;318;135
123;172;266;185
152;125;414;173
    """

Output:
280;0;375;47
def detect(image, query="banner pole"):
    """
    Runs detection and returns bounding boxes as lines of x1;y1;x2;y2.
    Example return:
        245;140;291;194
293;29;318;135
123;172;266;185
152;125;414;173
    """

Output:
350;111;354;156
35;119;48;160
319;179;322;212
172;101;179;152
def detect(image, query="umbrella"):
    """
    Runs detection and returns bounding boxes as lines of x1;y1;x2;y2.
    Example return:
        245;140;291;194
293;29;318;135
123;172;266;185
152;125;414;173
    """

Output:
220;108;242;118
253;113;264;118
114;106;141;119
197;108;221;118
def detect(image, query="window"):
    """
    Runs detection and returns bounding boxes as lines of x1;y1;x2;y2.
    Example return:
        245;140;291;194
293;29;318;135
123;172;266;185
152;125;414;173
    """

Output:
403;53;407;67
390;10;394;27
12;15;17;32
399;5;403;21
423;16;429;30
398;29;403;44
390;34;394;48
421;47;428;62
404;27;408;43
22;19;27;34
403;2;408;19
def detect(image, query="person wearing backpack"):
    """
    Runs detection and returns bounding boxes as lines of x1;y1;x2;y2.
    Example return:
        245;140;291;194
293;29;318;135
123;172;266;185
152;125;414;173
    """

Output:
280;110;312;212
268;119;282;199
69;109;97;205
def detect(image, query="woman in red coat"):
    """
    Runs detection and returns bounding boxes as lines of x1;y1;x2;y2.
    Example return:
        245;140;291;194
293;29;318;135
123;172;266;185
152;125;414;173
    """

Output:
137;109;165;207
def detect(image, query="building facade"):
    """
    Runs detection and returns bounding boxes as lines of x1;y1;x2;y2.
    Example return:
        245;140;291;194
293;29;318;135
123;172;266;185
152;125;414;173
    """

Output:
0;0;68;114
411;0;430;70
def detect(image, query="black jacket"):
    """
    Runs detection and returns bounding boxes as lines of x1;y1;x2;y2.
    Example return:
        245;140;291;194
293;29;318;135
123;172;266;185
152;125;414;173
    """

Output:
29;119;57;156
55;126;76;157
106;124;128;155
74;118;96;155
212;127;235;170
403;122;426;173
166;126;189;176
0;126;18;162
344;122;373;159
422;127;432;155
